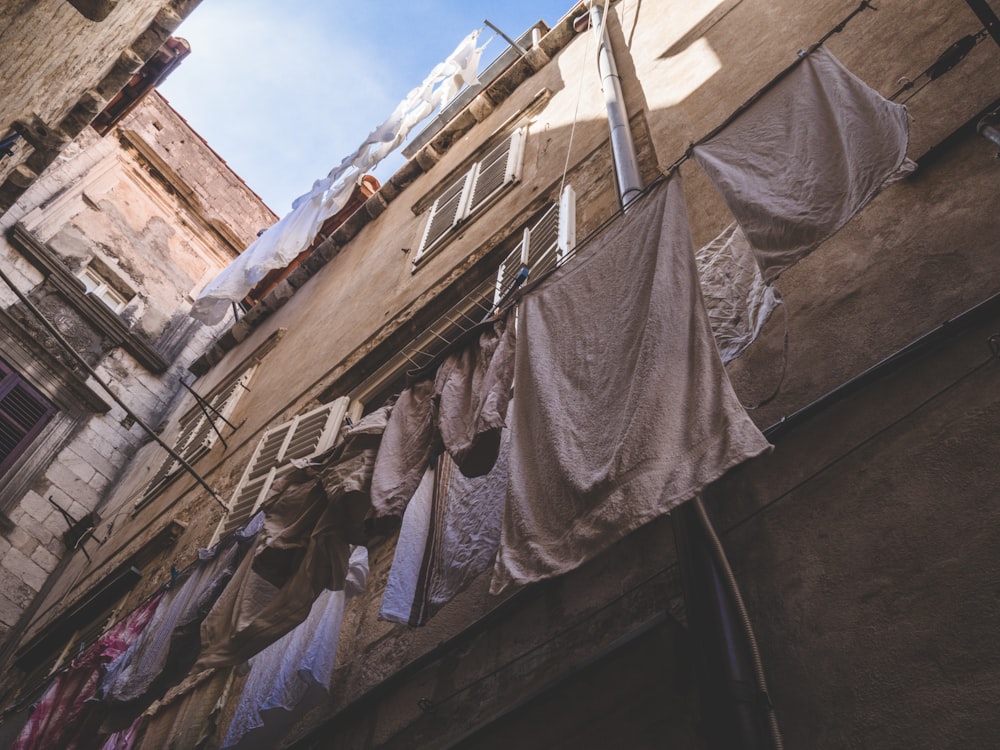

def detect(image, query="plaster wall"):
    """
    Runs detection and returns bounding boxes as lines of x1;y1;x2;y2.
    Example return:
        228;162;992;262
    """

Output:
10;0;1000;745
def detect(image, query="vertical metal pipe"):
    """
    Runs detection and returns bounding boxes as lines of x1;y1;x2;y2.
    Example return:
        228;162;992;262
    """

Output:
587;2;644;207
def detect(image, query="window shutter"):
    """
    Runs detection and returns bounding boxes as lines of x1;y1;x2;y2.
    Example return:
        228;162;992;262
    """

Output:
493;185;575;305
137;368;255;506
0;359;56;478
416;173;473;259
213;397;349;543
467;130;525;214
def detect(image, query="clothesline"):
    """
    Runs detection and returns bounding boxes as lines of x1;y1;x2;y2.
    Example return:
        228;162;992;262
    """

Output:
661;0;878;176
406;0;883;363
8;19;917;745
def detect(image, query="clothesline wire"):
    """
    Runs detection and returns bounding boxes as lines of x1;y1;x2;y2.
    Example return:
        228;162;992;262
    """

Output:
888;27;989;103
661;0;878;176
0;0;907;718
557;0;596;199
403;0;879;368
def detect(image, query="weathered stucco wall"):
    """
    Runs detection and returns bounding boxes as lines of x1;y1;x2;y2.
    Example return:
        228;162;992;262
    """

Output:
0;92;273;643
9;0;1000;746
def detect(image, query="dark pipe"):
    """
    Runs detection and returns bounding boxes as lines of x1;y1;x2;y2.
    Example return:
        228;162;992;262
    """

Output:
674;501;772;749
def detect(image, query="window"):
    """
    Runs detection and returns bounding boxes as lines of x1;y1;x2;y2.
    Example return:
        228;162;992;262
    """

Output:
212;397;350;543
494;184;576;305
78;265;131;313
414;129;526;264
0;358;57;479
351;186;576;407
136;366;256;507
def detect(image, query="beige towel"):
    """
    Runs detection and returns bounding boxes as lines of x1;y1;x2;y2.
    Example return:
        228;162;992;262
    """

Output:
197;407;388;668
368;313;515;534
491;176;771;594
693;46;912;282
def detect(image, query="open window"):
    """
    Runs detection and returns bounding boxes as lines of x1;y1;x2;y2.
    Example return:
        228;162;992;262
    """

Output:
136;366;256;508
414;129;526;265
495;185;576;305
212;397;350;544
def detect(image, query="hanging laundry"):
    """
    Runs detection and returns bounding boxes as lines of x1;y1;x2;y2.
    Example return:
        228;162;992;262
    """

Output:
221;547;369;750
97;514;263;730
381;423;509;626
190;30;486;324
99;715;145;750
368;313;515;535
135;669;232;750
693;46;913;283
697;222;781;363
12;593;162;750
434;312;516;477
491;176;771;595
197;406;389;668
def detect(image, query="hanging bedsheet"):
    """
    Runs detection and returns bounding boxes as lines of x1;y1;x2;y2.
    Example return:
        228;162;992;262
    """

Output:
367;312;515;536
12;593;162;750
221;547;369;749
381;421;510;626
97;514;263;731
693;46;913;282
197;406;389;668
491;176;771;595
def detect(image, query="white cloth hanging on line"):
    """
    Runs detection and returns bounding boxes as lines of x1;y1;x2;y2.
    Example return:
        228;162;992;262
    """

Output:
190;30;486;324
693;46;914;283
491;176;771;595
697;222;781;363
221;547;369;750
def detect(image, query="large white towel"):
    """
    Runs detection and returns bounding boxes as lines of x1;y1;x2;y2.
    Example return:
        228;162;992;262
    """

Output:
221;548;368;750
491;176;771;594
693;46;912;282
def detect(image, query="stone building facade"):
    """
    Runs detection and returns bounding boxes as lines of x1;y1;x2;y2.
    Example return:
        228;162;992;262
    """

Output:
1;0;999;747
0;90;274;646
0;0;203;211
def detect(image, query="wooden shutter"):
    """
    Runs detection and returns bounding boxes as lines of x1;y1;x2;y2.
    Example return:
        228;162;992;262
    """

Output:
466;129;525;214
213;397;349;543
0;359;56;478
137;368;255;506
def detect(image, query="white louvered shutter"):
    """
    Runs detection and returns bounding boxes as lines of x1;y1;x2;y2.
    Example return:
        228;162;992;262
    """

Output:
137;368;255;506
416;172;473;260
493;185;575;305
213;397;349;543
466;129;525;214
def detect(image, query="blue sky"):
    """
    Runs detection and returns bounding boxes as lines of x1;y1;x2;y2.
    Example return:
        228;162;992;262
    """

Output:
160;0;579;213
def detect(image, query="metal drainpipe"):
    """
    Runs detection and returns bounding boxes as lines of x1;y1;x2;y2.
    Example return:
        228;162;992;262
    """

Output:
977;112;1000;148
579;2;644;207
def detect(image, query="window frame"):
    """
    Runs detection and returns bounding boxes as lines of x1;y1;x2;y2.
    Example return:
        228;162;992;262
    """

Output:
134;365;257;509
210;397;351;545
77;265;131;313
412;128;526;267
0;358;58;480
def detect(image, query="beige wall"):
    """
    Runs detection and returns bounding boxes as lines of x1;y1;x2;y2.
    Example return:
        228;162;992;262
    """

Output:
11;0;1000;745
